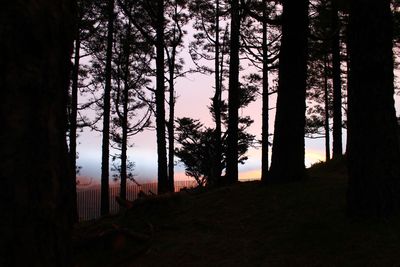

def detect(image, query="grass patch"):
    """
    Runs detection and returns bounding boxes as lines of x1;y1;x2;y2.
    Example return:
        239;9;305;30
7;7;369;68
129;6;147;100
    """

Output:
73;159;400;266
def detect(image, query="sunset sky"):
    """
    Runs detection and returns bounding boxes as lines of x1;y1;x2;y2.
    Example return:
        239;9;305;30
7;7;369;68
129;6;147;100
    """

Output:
75;30;400;185
76;68;340;184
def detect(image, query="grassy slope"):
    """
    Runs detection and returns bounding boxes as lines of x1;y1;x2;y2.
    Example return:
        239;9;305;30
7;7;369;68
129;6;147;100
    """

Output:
74;160;400;266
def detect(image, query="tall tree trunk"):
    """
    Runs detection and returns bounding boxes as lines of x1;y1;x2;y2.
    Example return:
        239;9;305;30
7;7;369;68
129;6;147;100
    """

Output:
168;48;176;192
69;25;80;223
261;0;269;182
324;56;331;162
0;1;75;266
120;98;128;201
331;4;343;159
101;0;114;216
226;0;240;184
156;0;169;194
212;0;222;186
347;0;400;217
268;0;309;182
345;40;350;155
120;33;130;201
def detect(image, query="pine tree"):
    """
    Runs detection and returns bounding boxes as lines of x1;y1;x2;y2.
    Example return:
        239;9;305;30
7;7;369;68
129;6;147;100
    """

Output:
100;0;115;216
331;1;343;159
240;0;281;181
0;1;75;265
347;0;400;217
110;16;153;201
188;0;230;185
118;0;169;194
226;0;241;184
165;0;189;192
268;0;309;182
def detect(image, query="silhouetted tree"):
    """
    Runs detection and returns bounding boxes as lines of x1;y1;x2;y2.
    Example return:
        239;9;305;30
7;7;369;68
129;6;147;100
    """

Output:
188;0;230;185
306;0;333;161
165;0;189;192
346;0;400;217
119;0;180;194
155;0;169;194
68;0;100;224
240;0;282;181
100;0;115;216
175;114;255;186
331;1;343;159
260;1;274;180
68;0;104;133
0;1;75;266
110;18;153;201
69;1;82;223
175;118;214;186
226;0;241;184
268;0;309;182
212;0;223;186
305;0;347;161
176;79;257;186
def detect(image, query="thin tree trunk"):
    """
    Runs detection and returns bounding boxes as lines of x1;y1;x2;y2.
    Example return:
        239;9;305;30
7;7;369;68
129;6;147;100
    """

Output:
220;30;226;94
120;105;128;201
226;0;240;184
324;56;331;162
345;40;350;155
168;48;176;192
347;0;400;217
331;4;343;159
261;0;269;182
268;0;309;182
156;0;168;194
120;29;130;201
212;0;222;185
0;1;75;265
69;26;80;223
101;0;114;216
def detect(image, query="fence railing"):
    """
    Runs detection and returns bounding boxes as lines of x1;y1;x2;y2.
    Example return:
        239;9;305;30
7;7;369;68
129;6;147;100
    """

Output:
77;180;197;222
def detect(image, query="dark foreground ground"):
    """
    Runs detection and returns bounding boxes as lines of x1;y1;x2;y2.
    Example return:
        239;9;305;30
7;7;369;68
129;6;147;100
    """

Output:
74;160;400;266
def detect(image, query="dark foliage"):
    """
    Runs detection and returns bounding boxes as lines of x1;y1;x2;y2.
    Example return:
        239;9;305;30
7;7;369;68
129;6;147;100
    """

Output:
175;117;255;186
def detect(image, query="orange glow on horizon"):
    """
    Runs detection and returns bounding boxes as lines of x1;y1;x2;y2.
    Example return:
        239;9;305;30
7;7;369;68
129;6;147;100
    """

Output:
78;149;326;187
305;150;325;167
239;170;261;181
156;149;326;183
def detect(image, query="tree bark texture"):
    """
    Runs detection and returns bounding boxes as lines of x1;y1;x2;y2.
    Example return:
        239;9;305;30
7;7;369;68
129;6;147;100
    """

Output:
347;0;400;217
268;0;309;182
0;1;75;266
226;0;240;184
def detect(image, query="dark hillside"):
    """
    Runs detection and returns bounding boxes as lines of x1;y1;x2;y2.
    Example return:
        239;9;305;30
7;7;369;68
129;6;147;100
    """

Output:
74;160;400;266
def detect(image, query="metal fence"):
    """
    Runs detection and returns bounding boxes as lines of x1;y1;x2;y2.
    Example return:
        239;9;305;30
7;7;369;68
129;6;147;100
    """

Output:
77;180;197;221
